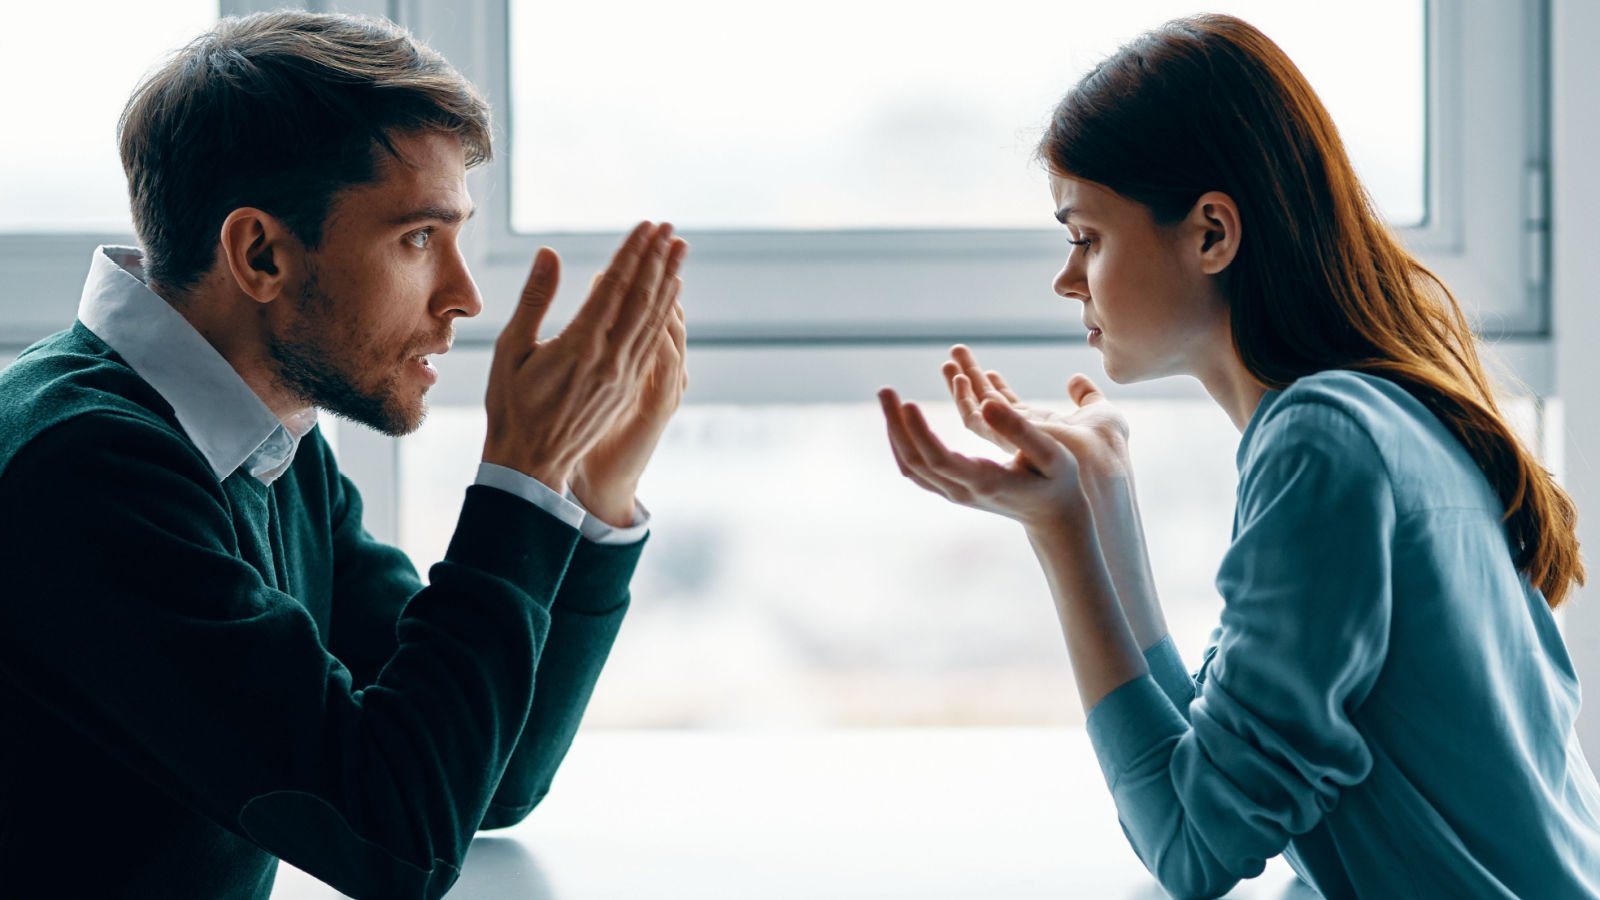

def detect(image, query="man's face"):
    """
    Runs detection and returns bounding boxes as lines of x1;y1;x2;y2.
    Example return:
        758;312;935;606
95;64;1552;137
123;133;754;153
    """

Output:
268;130;480;436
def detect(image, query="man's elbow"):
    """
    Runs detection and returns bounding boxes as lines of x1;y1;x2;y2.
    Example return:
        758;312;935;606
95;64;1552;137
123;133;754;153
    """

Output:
477;790;548;831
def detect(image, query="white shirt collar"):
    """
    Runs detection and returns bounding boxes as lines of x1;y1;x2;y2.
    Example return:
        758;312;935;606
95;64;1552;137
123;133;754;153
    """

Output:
75;246;316;485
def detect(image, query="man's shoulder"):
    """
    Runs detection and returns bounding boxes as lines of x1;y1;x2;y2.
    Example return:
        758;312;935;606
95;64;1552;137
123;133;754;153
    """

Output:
0;324;188;479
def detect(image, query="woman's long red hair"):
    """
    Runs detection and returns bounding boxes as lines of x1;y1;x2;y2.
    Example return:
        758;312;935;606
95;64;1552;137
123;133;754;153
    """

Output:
1039;14;1582;607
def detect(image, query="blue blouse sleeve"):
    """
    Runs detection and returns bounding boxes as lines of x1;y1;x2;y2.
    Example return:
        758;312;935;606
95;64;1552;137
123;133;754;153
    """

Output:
1084;399;1396;899
1144;634;1198;718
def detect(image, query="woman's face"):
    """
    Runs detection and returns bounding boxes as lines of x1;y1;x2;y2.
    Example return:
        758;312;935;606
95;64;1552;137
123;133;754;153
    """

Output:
1048;173;1233;384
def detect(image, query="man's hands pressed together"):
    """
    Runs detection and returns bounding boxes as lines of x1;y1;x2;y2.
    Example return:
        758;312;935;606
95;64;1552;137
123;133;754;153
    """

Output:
482;221;689;517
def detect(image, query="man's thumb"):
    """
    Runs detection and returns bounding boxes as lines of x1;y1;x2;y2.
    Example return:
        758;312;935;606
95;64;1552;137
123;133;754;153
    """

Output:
501;247;561;348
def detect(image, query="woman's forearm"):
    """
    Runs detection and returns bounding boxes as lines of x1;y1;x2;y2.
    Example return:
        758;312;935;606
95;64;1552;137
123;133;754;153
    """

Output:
1026;513;1149;711
1079;462;1171;653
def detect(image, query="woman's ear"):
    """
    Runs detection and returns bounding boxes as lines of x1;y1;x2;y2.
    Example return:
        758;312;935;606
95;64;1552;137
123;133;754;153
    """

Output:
218;208;301;305
1186;190;1242;276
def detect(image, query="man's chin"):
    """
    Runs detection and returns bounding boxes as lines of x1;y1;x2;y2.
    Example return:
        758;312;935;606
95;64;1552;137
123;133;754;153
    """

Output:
323;391;425;437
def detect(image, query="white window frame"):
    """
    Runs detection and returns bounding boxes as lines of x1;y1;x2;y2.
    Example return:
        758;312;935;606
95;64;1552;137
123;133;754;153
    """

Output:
1;1;1549;364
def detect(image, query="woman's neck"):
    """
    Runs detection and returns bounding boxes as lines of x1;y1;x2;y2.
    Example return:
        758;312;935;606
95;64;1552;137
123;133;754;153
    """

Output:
1196;354;1269;433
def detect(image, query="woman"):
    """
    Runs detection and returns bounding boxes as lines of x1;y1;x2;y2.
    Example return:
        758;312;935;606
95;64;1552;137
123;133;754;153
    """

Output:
879;14;1600;899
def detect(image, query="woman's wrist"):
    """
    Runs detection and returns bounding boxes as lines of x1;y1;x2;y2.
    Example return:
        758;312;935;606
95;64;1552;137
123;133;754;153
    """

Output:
1023;498;1096;550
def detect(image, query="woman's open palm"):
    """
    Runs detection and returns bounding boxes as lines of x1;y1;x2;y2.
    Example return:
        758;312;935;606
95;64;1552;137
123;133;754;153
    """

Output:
941;345;1130;472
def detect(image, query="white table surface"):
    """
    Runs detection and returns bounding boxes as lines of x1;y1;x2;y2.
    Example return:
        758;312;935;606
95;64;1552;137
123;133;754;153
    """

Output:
271;728;1312;899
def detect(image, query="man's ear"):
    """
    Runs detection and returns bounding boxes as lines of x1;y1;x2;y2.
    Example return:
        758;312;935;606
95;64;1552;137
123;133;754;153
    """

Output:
1185;191;1242;276
218;208;301;304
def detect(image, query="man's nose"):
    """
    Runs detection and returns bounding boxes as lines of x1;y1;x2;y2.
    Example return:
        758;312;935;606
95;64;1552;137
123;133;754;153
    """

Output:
438;245;483;320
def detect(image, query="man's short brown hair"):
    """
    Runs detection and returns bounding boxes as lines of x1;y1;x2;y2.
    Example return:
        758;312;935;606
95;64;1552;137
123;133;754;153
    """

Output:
118;10;493;295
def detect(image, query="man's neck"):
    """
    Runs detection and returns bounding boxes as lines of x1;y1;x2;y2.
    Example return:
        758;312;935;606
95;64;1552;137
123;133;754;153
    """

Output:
157;280;310;423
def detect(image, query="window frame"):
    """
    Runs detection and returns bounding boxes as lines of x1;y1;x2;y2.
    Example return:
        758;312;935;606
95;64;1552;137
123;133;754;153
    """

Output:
392;0;1550;346
0;1;1548;353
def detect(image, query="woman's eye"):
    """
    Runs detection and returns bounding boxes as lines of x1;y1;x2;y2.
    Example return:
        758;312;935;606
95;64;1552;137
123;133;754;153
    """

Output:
406;228;433;249
1068;237;1092;250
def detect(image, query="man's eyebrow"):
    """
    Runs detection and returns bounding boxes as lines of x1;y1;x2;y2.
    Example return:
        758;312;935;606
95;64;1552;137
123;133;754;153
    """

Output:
1054;206;1075;225
390;204;477;227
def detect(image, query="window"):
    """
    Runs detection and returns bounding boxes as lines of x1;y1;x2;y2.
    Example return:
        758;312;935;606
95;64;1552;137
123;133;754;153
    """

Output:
0;0;218;233
507;0;1425;233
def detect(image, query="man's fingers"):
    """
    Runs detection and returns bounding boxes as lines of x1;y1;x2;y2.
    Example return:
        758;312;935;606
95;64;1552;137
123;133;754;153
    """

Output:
666;291;687;355
574;221;657;335
615;231;680;356
644;238;690;339
499;247;561;353
1067;373;1107;407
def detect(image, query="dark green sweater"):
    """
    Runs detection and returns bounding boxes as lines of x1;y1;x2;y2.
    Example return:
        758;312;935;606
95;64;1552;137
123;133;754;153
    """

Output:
0;325;639;899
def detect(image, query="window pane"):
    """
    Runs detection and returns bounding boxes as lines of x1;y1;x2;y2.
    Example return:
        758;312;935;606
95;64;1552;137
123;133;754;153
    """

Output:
400;398;1244;728
510;0;1424;232
0;1;218;233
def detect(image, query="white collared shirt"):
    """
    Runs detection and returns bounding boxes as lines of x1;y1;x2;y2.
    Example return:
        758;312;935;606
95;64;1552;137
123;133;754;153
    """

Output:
76;246;647;545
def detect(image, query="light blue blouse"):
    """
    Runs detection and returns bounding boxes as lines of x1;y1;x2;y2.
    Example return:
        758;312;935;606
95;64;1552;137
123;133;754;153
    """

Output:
1086;370;1600;899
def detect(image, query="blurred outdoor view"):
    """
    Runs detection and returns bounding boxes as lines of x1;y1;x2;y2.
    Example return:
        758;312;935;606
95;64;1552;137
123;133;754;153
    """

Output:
1;1;1423;231
400;387;1539;730
402;398;1241;729
510;0;1425;231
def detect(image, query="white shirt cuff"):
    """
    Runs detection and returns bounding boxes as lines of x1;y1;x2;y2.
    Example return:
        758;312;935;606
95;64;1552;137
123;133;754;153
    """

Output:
565;486;652;545
474;463;586;532
473;463;650;545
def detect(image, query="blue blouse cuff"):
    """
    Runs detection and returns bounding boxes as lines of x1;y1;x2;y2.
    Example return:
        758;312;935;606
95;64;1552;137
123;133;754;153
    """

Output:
1085;674;1190;789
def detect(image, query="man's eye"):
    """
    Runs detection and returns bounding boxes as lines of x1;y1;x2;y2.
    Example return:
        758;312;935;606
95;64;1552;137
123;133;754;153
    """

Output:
406;228;433;249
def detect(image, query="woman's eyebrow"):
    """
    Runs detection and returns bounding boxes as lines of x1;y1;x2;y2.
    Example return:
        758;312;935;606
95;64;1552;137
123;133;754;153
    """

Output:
1054;206;1076;225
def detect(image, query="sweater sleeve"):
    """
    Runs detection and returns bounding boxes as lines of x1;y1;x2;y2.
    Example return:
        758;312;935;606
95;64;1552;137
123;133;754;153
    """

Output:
479;535;641;828
1085;399;1395;899
0;412;581;900
310;436;640;831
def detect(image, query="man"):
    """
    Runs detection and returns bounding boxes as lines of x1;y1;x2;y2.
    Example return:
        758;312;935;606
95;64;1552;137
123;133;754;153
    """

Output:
0;11;686;899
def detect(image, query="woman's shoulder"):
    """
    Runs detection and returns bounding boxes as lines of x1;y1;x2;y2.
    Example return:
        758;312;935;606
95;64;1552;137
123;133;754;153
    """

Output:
1244;370;1401;457
1245;369;1499;513
1274;368;1419;425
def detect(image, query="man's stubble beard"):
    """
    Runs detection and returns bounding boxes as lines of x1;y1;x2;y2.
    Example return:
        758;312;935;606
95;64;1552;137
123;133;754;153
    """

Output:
266;265;426;437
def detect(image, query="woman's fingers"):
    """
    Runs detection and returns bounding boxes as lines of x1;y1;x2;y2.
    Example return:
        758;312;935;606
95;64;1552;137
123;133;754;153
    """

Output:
902;403;982;500
987;370;1022;404
982;398;1068;476
878;390;953;497
951;345;1015;404
952;374;983;422
950;345;992;401
1067;372;1107;407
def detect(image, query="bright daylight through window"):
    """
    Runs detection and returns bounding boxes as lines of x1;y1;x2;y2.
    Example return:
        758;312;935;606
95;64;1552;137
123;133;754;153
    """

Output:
508;0;1424;232
0;0;218;232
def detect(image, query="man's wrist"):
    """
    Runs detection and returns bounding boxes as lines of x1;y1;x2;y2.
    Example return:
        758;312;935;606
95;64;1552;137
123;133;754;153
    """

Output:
571;473;639;528
481;450;572;494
